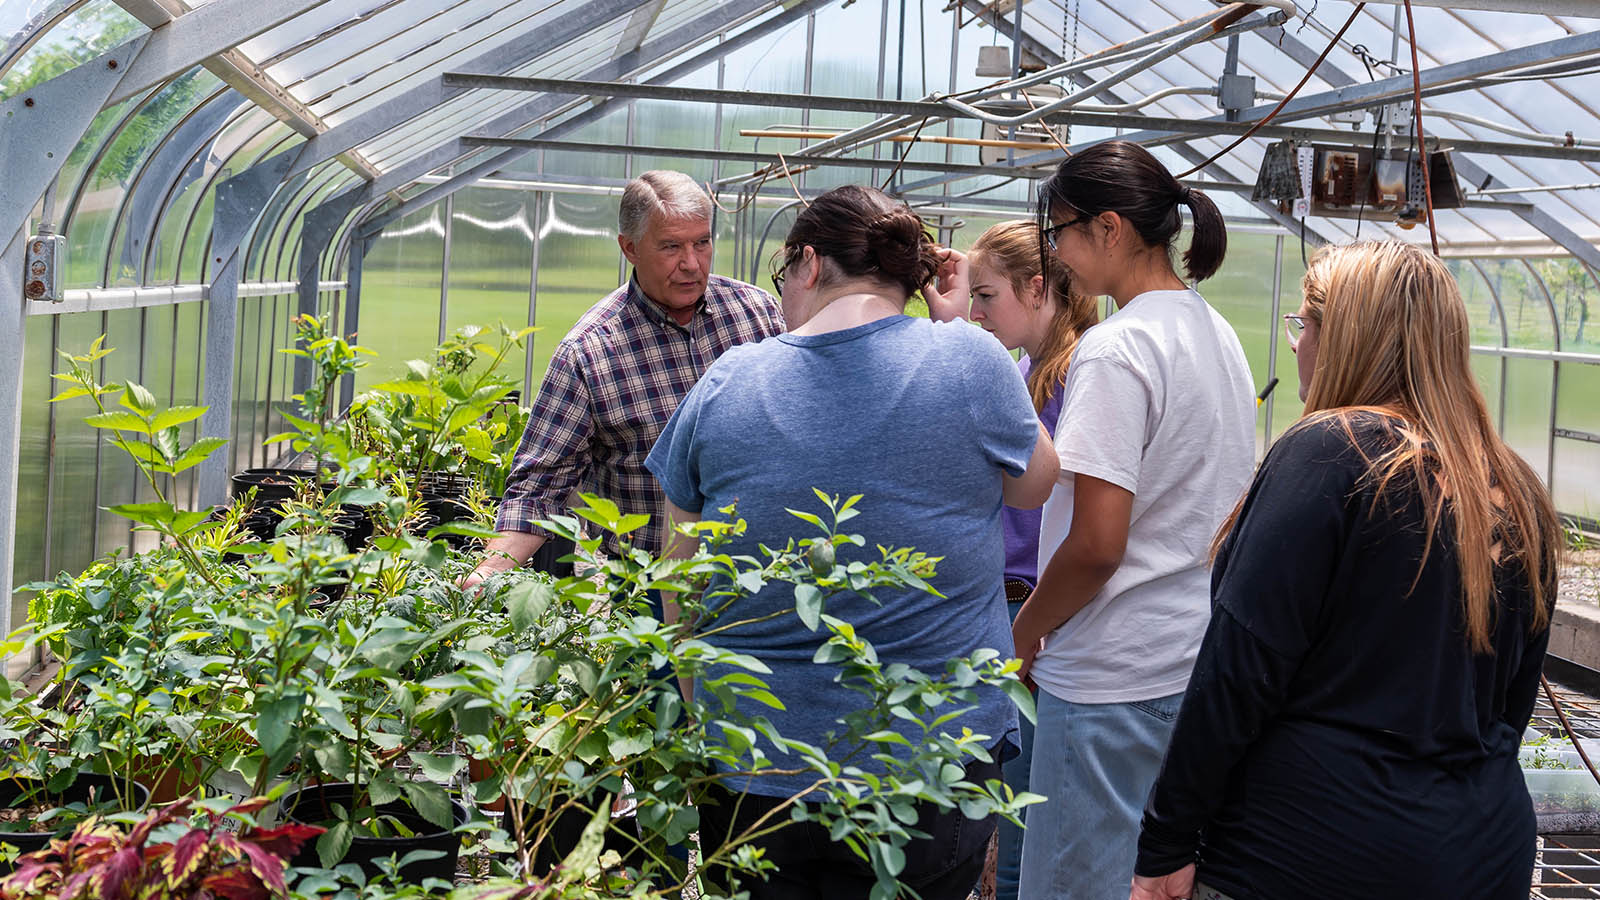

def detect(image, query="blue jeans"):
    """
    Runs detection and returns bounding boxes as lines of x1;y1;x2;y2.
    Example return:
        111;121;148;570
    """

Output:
996;601;1034;900
1017;689;1184;900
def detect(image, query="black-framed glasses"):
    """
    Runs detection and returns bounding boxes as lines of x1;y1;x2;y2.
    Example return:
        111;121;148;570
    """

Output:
770;271;785;295
1041;213;1090;251
1284;314;1309;349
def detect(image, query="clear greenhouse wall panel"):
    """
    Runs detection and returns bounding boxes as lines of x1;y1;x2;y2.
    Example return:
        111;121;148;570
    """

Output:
12;0;1600;628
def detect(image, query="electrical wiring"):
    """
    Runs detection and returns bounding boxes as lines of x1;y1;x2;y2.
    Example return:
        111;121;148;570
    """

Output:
1174;2;1366;179
1402;0;1440;256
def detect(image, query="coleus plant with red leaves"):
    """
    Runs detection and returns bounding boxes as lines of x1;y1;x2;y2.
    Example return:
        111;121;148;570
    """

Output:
0;797;323;900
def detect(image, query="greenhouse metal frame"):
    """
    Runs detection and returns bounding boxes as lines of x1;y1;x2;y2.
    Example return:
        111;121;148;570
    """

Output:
3;0;1600;641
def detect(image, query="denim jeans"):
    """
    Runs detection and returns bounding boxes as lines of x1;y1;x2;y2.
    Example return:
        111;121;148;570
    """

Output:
996;600;1035;900
697;755;1002;900
1017;689;1184;900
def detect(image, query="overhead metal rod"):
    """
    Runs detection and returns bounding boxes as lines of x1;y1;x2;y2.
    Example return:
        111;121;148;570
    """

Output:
1173;27;1600;138
1346;0;1600;14
456;136;1031;181
451;78;1600;166
445;74;950;116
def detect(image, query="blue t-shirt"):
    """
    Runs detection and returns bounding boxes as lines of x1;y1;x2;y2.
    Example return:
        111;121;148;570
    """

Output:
645;315;1038;797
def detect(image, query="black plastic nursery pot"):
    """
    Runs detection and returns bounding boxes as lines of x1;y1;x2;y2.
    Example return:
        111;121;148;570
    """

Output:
279;782;470;884
230;467;319;508
0;774;150;868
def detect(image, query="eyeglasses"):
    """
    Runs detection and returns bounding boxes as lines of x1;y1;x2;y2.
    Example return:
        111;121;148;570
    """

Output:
1284;314;1309;350
770;271;785;295
1041;213;1090;251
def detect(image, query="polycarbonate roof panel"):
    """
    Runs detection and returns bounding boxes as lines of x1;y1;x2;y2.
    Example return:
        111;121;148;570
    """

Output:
20;0;1600;260
1013;0;1600;248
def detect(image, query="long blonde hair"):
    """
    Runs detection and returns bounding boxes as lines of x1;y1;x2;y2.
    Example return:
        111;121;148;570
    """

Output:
968;221;1098;412
1240;241;1559;652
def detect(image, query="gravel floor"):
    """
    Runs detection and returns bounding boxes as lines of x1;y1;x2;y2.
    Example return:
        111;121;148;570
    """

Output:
1561;548;1600;608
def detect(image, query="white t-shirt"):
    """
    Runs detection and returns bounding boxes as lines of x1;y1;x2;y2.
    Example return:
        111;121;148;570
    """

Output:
1032;288;1255;704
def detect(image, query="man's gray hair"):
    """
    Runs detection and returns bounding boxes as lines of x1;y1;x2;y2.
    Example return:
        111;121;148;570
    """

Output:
618;170;713;241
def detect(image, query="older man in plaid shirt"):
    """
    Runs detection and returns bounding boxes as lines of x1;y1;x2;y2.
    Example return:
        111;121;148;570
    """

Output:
464;171;783;590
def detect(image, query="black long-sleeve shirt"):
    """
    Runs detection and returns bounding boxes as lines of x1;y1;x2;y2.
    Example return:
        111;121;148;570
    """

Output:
1136;414;1552;900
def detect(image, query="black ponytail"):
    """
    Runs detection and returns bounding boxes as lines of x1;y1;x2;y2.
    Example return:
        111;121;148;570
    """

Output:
1037;141;1228;283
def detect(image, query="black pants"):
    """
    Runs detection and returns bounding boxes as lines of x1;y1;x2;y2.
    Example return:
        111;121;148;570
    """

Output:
696;756;1001;900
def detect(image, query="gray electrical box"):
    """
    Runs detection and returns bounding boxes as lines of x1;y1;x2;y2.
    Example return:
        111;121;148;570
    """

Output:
1217;74;1256;111
24;227;65;303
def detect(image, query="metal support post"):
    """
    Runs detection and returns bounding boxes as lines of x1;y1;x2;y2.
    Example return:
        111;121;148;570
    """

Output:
1523;260;1564;494
340;236;370;411
441;192;454;345
196;154;296;507
294;188;367;396
1469;259;1512;436
0;235;25;627
525;193;544;400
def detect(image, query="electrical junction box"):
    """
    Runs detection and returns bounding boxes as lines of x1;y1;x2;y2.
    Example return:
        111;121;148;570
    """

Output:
1217;74;1256;112
24;228;65;303
1330;108;1368;126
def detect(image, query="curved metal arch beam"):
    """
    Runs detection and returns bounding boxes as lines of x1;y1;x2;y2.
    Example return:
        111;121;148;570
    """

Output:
59;79;170;239
1521;259;1563;495
102;84;236;287
1468;258;1512;437
265;166;351;284
182;127;298;285
142;95;259;282
240;169;314;284
353;0;823;240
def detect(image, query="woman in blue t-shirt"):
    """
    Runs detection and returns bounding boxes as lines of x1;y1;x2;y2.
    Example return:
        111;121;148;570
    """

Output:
925;219;1097;900
645;185;1058;899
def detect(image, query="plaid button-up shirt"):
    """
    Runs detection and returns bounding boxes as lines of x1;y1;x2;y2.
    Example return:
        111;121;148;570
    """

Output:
497;273;784;555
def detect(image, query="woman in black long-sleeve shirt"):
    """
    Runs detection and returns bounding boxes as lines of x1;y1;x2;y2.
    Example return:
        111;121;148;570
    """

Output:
1131;240;1562;900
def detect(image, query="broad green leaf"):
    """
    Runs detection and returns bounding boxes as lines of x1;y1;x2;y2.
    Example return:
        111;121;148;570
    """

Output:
613;513;651;536
785;508;825;530
329;486;385;507
317;821;352;869
404;780;455;831
409;751;463;783
372;380;444;400
107;436;164;465
257;693;304;755
367;776;402;807
794;584;823;631
424;521;499;541
149;406;207;431
153;425;180;464
107;501;179;528
85;411;152;434
506;580;555;632
173;438;228;472
120;381;157;415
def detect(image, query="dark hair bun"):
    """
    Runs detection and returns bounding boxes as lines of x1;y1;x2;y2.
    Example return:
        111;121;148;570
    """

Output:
783;185;940;298
867;208;935;286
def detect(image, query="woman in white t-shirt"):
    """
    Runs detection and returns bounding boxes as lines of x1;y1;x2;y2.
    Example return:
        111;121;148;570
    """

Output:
1010;141;1256;900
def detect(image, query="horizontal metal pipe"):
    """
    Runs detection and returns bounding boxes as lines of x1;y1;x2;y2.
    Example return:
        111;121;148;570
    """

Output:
1468;345;1600;366
32;281;346;317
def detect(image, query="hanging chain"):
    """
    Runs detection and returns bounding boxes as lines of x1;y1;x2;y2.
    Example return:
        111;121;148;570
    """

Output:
1061;0;1081;144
